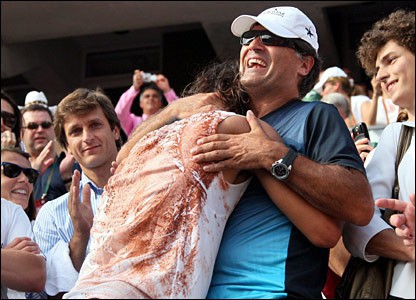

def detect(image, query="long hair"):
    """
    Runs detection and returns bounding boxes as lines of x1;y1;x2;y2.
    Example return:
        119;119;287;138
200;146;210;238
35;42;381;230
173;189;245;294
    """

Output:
182;59;250;114
1;90;22;148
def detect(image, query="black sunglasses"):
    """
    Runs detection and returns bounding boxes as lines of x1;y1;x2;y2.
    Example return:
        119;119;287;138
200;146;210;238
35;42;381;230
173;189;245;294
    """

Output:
23;121;53;130
1;162;39;183
1;111;17;129
240;30;297;49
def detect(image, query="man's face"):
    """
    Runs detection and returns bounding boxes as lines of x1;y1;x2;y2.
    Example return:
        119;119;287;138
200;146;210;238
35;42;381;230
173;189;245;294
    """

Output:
321;81;338;97
139;89;162;116
63;107;119;173
22;110;54;155
376;40;415;109
239;24;306;96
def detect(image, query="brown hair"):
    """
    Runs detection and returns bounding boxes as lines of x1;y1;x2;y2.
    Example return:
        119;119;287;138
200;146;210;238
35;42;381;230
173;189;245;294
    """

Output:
54;88;122;150
182;59;250;114
356;9;415;77
324;76;354;97
1;146;37;221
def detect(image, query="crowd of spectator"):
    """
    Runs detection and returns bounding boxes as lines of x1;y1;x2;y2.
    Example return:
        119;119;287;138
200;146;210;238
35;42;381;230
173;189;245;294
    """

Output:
1;5;414;299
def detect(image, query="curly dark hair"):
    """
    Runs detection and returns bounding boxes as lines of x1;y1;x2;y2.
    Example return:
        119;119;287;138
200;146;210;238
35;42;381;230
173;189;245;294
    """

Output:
182;59;250;114
356;9;415;77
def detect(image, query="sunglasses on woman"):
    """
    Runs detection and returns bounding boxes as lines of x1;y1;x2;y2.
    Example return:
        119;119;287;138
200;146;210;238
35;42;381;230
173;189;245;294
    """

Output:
240;30;298;50
1;162;39;183
1;111;17;129
23;121;53;130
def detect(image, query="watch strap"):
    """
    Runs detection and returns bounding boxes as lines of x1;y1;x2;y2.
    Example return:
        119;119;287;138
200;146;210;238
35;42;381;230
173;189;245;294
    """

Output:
282;147;298;167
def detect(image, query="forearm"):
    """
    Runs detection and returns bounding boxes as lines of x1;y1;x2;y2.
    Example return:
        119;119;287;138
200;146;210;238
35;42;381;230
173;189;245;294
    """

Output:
69;232;89;272
1;249;46;292
257;141;374;225
115;86;140;135
286;155;374;226
117;105;178;163
366;229;414;261
256;169;343;248
361;96;378;125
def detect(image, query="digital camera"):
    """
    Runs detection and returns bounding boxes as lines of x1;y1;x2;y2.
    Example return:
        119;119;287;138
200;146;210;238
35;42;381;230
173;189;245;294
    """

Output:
141;72;157;83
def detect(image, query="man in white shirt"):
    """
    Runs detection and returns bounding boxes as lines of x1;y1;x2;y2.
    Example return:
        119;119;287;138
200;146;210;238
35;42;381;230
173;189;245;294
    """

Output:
33;88;121;297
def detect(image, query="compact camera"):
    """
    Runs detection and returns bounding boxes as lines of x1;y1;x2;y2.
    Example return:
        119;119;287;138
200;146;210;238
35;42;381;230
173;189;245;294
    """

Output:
352;122;370;142
141;72;157;83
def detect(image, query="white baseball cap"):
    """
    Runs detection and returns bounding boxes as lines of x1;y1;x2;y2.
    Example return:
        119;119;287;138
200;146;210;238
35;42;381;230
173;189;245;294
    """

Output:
231;6;319;52
313;66;354;93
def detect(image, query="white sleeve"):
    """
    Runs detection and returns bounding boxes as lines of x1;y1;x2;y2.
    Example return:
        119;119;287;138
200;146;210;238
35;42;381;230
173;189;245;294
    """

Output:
342;209;392;261
44;240;79;296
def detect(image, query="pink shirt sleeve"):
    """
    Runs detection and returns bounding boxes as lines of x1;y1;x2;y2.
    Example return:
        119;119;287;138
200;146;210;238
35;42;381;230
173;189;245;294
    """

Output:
115;86;143;136
164;89;179;104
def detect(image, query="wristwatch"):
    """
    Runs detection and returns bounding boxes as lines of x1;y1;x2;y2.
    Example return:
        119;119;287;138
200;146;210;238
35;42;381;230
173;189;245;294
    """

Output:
271;148;298;180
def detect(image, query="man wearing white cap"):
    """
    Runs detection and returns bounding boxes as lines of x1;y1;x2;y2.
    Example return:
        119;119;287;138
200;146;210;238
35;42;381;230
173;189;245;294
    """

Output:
119;6;374;298
20;90;58;115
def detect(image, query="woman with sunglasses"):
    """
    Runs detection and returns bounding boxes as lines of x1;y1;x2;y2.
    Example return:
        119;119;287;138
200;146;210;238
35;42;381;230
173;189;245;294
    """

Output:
1;147;39;221
1;147;46;298
1;90;22;149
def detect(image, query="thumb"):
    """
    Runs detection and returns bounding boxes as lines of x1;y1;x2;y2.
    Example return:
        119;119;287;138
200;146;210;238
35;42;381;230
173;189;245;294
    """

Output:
246;110;262;131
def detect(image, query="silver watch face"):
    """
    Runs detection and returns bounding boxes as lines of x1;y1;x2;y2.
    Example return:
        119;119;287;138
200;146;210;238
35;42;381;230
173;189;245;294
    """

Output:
272;163;289;179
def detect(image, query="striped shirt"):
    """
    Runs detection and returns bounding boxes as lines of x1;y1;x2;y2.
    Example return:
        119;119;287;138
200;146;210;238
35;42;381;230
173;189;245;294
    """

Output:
33;172;103;295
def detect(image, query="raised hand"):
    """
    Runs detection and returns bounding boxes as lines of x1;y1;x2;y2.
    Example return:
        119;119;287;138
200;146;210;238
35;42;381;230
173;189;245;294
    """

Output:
376;193;415;246
133;69;144;91
1;130;17;148
68;170;93;236
30;140;55;175
155;74;171;93
59;152;76;181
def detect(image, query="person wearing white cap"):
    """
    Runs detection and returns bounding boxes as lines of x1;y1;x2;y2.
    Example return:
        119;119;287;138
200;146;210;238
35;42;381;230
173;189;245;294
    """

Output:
117;6;374;298
20;91;58;115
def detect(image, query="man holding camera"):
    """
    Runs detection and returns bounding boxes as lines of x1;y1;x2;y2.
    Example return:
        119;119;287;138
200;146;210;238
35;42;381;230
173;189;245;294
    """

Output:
115;69;178;137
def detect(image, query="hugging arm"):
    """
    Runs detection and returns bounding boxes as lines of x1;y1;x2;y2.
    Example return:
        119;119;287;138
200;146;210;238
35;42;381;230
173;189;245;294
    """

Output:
220;111;343;247
117;92;224;164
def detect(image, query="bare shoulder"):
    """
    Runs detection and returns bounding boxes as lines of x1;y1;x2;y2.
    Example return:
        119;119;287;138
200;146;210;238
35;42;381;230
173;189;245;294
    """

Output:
217;114;250;134
218;113;279;140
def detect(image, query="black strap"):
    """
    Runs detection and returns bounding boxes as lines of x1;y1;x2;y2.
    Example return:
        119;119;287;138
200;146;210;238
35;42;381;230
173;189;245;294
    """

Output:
384;125;414;224
392;125;413;199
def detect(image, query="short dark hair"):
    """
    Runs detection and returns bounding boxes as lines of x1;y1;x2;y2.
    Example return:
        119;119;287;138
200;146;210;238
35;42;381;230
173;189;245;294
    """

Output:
293;39;323;98
21;104;54;121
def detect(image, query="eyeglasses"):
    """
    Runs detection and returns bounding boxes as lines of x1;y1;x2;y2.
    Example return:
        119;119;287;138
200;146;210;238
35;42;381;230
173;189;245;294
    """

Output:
1;111;17;129
1;162;39;183
23;121;53;130
240;30;297;49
